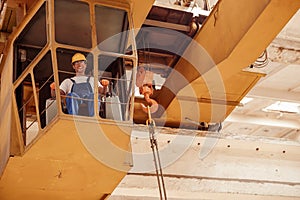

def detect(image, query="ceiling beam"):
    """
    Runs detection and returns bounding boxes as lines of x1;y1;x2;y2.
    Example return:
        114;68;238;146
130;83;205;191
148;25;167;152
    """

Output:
225;112;300;129
144;19;191;32
247;87;300;104
267;45;300;65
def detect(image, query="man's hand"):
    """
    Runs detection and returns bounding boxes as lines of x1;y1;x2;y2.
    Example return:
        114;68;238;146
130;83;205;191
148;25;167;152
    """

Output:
50;82;56;90
50;82;56;98
101;79;109;87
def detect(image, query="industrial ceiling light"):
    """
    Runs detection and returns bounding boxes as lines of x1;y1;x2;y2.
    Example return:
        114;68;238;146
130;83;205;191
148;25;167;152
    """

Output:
262;101;300;114
240;97;253;106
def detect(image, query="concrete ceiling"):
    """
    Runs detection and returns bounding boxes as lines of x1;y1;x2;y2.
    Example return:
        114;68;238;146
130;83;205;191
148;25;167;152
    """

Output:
224;9;300;142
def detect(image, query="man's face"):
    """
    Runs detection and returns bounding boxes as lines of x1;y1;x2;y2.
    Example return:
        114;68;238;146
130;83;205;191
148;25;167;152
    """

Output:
72;60;87;74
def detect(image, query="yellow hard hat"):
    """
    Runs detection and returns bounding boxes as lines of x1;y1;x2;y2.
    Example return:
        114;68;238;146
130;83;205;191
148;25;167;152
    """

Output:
71;53;86;64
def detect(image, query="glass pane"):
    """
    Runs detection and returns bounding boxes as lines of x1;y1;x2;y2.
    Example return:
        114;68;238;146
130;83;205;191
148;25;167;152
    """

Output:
57;48;95;116
124;59;134;121
55;0;92;48
95;5;129;53
15;74;39;145
98;55;132;121
33;51;54;128
13;3;46;82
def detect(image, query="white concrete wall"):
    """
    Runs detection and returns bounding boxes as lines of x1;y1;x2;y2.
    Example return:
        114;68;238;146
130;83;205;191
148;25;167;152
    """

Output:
110;128;300;199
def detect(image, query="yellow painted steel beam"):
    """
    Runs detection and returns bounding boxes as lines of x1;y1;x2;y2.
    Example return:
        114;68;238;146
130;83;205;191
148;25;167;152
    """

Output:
130;0;155;31
158;0;300;123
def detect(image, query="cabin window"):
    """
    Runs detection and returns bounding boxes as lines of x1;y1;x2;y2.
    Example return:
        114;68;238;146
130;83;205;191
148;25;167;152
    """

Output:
14;74;38;145
56;48;95;116
14;51;54;146
98;55;133;121
55;0;92;48
95;5;129;54
33;51;54;128
13;3;47;82
13;3;50;146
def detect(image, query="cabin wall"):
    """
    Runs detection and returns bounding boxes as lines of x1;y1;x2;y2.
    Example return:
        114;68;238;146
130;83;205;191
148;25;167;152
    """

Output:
0;53;13;177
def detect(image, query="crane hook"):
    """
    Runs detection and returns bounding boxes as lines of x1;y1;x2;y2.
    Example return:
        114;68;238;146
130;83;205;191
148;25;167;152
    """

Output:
140;84;158;114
